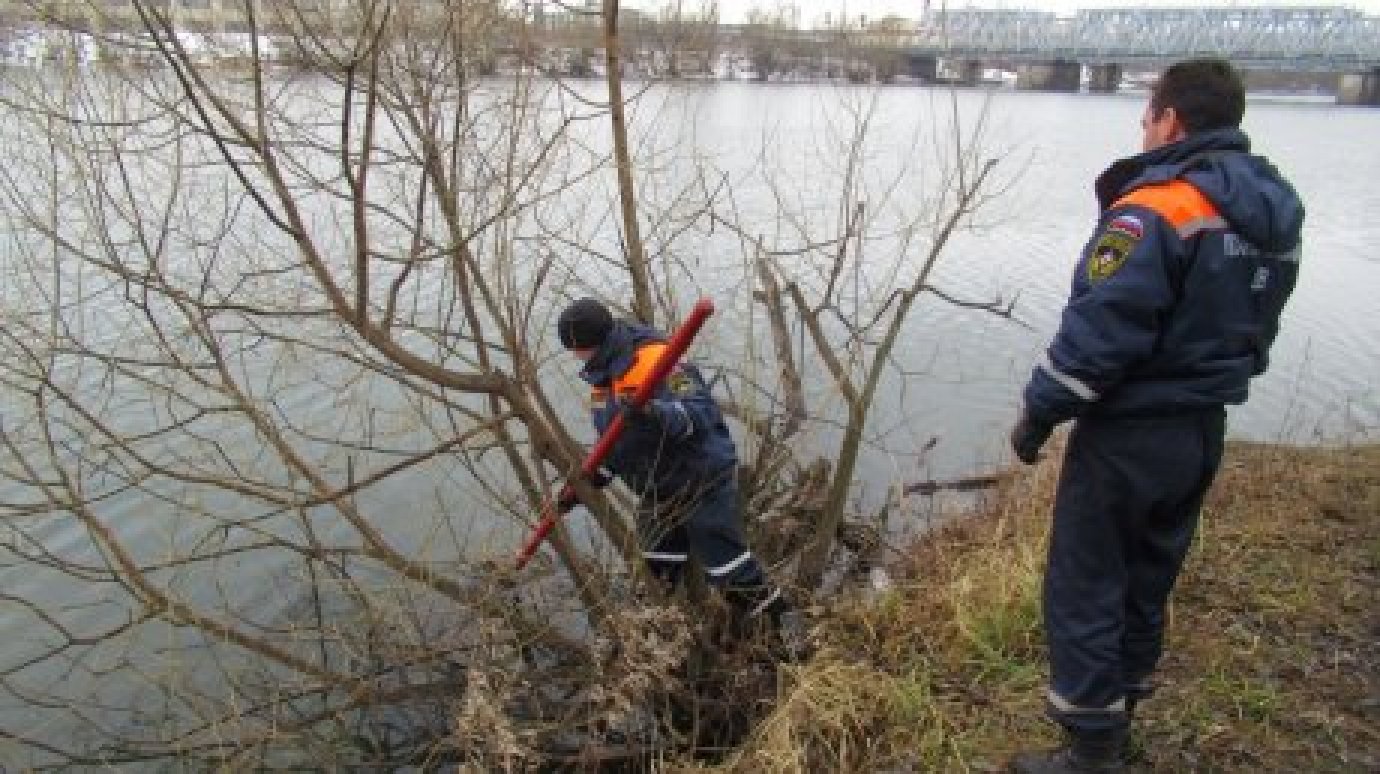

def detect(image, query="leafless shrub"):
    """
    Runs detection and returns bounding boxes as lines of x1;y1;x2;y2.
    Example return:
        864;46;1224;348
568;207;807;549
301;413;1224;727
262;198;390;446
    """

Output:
0;0;1015;766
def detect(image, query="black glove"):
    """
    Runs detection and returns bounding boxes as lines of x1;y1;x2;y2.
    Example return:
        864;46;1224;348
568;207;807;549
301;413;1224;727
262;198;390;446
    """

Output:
1010;413;1054;465
556;489;580;513
618;395;662;425
555;468;613;513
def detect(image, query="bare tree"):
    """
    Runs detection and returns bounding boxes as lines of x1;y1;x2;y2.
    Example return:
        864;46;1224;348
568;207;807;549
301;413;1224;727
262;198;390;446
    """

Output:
0;0;640;765
0;0;1014;766
641;1;721;79
678;85;1018;588
741;4;796;81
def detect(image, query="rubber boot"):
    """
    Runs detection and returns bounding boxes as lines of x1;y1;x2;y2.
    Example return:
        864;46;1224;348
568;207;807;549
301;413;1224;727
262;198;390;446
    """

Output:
1008;726;1129;773
723;585;811;661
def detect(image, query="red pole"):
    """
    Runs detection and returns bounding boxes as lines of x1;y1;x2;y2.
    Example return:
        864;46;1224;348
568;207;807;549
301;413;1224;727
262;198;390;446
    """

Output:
514;298;716;569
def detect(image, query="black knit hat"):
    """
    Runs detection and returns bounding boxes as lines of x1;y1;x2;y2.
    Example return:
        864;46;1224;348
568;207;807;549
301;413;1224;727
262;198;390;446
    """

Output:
557;298;614;349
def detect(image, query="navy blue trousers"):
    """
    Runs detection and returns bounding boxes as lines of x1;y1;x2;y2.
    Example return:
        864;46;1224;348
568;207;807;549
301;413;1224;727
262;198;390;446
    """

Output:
636;472;769;600
1044;410;1224;732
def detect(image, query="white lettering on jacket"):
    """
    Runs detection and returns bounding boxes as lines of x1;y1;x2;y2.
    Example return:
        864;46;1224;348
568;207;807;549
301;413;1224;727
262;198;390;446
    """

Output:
1224;233;1260;257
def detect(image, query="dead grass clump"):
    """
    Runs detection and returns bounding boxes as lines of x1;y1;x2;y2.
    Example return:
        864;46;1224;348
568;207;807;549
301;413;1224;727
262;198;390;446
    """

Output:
588;604;694;734
719;661;896;772
451;616;533;771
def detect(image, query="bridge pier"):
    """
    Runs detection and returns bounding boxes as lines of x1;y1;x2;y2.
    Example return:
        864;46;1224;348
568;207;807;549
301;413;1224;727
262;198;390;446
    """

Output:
1337;68;1380;106
1016;59;1081;92
956;59;984;86
905;53;938;82
1087;63;1122;93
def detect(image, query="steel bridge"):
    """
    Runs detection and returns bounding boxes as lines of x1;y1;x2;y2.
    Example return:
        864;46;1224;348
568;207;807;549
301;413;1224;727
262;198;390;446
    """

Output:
916;6;1380;70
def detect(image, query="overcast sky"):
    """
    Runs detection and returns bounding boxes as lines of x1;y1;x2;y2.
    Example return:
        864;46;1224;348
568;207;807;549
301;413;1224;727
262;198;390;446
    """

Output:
626;1;1380;25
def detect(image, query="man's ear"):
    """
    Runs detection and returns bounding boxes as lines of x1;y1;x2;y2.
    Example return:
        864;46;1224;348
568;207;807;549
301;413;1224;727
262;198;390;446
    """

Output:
1164;107;1188;143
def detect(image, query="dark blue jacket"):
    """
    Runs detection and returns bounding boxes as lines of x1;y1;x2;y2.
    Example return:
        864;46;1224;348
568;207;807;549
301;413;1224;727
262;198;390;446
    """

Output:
579;321;738;497
1024;128;1305;424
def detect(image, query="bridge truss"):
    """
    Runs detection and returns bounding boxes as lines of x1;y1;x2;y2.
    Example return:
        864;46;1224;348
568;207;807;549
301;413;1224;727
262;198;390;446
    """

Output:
919;6;1380;69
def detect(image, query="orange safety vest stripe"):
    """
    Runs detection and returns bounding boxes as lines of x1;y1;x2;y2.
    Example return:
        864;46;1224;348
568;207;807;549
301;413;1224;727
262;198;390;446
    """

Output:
1113;180;1225;236
590;343;671;402
616;343;669;395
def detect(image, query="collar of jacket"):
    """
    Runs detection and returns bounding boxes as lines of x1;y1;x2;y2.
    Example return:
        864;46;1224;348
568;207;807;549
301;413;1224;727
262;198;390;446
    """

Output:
578;320;666;386
1095;128;1251;211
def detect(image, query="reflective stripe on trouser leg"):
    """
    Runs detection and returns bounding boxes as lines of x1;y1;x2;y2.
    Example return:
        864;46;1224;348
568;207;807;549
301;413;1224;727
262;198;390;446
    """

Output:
1045;689;1129;734
682;474;767;588
638;512;691;587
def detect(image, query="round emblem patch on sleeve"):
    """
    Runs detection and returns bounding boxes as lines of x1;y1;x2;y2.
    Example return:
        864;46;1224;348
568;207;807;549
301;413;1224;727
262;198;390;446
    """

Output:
1086;214;1143;283
666;369;696;396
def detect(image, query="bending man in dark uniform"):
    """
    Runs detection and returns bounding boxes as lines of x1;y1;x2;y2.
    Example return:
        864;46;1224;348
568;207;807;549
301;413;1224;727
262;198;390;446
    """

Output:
1009;59;1304;772
555;298;802;653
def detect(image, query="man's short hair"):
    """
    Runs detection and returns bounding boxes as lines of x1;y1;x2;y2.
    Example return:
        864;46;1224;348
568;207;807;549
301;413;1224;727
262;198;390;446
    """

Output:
1151;58;1245;134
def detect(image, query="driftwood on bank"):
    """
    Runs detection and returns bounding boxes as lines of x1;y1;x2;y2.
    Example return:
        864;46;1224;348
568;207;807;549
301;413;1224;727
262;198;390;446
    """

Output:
902;471;1012;496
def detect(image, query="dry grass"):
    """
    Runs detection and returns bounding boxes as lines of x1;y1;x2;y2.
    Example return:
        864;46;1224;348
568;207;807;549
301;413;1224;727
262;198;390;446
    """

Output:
680;441;1379;773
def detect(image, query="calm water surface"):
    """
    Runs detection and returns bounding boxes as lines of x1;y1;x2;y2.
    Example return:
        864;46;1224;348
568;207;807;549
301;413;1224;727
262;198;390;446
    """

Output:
657;84;1378;482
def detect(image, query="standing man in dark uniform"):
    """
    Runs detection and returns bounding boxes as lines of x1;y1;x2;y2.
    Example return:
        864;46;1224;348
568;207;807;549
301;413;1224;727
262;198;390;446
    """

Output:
1009;59;1304;772
555;298;803;652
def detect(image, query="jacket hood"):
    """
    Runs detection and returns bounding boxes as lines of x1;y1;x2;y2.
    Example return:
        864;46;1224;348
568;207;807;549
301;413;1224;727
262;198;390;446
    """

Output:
579;321;665;386
1097;128;1304;253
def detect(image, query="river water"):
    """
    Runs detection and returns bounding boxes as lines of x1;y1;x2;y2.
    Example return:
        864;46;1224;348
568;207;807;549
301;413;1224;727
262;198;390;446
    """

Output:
0;76;1376;763
630;83;1379;480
